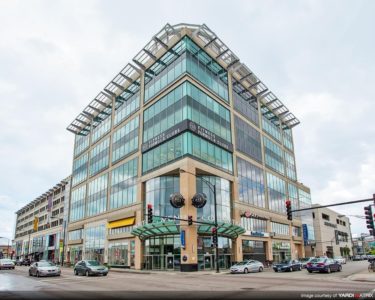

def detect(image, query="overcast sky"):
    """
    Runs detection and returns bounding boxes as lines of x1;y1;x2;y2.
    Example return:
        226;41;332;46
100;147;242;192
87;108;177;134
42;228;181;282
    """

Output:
1;0;374;244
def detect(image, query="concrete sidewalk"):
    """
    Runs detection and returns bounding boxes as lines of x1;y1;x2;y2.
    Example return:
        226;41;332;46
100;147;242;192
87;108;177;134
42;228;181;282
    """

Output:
347;269;375;282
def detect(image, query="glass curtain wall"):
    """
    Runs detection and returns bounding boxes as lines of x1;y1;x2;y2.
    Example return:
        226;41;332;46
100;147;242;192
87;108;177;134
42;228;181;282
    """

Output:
108;241;129;267
237;157;266;208
112;116;139;163
72;153;88;186
114;79;140;126
89;138;110;176
110;157;138;209
145;176;180;219
144;36;228;103
74;134;89;157
142;132;233;174
284;151;297;181
263;136;285;175
298;189;315;242
70;185;86;222
242;240;266;263
267;172;287;214
196;176;231;223
84;225;106;264
144;235;181;270
92;116;111;144
143;81;231;143
86;174;108;217
272;241;291;262
197;236;232;270
283;128;294;151
234;116;262;163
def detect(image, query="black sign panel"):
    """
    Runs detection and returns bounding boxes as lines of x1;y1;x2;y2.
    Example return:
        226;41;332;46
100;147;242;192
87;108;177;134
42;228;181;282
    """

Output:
141;120;233;153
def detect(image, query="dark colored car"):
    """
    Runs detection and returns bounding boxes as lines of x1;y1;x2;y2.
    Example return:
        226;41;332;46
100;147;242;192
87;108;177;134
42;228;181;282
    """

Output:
306;258;342;273
299;257;315;269
273;260;302;272
74;260;108;276
16;258;31;266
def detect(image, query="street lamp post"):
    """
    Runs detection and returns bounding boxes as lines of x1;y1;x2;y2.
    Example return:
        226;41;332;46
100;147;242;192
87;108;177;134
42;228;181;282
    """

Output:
0;237;10;258
179;169;220;273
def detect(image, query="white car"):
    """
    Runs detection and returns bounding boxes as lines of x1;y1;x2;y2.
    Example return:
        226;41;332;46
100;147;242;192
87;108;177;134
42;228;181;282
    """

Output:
0;258;15;270
230;260;264;274
334;256;346;264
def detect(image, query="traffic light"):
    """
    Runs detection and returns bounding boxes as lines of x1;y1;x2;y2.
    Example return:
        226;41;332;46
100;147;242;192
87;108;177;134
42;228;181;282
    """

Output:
188;215;193;226
147;204;153;224
285;200;292;221
212;227;218;245
364;205;374;236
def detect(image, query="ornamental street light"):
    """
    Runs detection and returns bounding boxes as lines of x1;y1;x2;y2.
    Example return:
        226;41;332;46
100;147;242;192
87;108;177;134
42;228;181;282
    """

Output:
0;237;11;258
179;169;220;273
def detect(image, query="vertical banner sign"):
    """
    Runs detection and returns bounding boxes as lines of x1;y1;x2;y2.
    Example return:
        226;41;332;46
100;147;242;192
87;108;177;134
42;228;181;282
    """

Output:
33;217;39;231
302;224;308;246
180;230;186;249
59;239;63;255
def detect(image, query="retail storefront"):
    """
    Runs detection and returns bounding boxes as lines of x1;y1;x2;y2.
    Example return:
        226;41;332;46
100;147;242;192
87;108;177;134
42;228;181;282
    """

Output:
272;241;291;262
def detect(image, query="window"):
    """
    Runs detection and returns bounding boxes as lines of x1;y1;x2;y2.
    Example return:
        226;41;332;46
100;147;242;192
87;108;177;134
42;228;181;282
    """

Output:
267;172;287;214
68;229;82;241
322;213;330;221
237;157;265;208
87;174;108;217
271;222;290;236
312;212;315;218
115;90;140;126
70;185;86;222
112;116;139;163
241;217;267;232
89;138;110;176
72;153;89;186
92;116;111;144
263;136;284;175
74;134;89;157
234;116;262;162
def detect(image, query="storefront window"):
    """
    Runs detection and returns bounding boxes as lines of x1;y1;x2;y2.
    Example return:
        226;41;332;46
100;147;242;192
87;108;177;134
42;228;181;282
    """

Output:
84;224;106;264
272;241;291;263
242;240;266;263
108;241;129;267
69;246;82;264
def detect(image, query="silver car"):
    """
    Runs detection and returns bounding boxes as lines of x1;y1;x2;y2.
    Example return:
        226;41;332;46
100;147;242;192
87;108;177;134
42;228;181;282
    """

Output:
230;260;264;274
334;256;346;264
0;259;15;270
29;261;61;277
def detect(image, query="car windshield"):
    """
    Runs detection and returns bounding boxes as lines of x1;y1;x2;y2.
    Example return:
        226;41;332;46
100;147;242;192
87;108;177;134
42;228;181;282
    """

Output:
334;256;342;259
235;261;247;265
280;260;290;264
1;259;12;263
310;258;325;263
87;260;100;266
38;262;54;267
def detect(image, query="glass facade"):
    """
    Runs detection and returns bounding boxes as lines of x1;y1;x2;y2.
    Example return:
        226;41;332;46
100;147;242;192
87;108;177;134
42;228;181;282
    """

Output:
143;81;231;143
272;241;291;262
234;116;262;162
241;217;267;233
84;224;106;263
68;229;82;241
87;174;108;217
112;116;139;163
145;176;180;219
72;153;88;186
267;172;287;214
299;189;315;242
271;222;290;236
284;150;297;180
144;235;181;270
288;183;299;219
233;86;259;126
196;176;231;223
242;240;266;263
108;241;129;267
283;128;294;151
92;116;111;144
74;134;89;157
70;185;86;222
89;137;110;176
144;36;228;103
237;157;266;208
110;158;138;209
142;132;233;174
262;116;281;142
115;91;140;126
264;136;285;175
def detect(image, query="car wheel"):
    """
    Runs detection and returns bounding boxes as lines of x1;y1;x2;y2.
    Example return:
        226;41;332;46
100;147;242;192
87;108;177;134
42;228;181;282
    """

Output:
274;269;278;272
289;267;293;272
29;270;32;276
327;267;331;274
259;267;263;272
103;273;107;276
36;271;40;278
298;266;302;271
244;268;248;274
74;269;78;276
338;266;342;272
85;270;89;277
308;270;312;273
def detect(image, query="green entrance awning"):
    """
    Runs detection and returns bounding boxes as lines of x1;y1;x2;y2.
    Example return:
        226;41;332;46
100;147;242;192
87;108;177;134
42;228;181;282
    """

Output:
131;221;245;240
131;221;180;240
198;222;245;239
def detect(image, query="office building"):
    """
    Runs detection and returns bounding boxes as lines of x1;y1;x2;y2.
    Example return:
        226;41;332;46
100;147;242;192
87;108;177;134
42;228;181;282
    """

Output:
66;23;313;271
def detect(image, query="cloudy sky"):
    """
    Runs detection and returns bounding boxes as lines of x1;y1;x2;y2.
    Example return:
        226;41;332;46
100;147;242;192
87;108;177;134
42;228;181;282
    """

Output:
1;0;374;243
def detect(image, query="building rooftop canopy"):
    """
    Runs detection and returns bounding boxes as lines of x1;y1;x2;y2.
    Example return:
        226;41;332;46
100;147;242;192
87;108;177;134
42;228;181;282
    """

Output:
67;23;300;136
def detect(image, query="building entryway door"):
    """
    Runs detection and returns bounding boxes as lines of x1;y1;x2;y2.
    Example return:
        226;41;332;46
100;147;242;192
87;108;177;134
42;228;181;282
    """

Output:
204;254;213;270
166;255;174;270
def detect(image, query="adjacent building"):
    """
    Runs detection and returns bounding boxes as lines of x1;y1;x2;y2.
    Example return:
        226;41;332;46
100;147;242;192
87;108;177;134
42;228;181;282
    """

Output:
13;177;71;262
64;23;315;271
310;205;353;258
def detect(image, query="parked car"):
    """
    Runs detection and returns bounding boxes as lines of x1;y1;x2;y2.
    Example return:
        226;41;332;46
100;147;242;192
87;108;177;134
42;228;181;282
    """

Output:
0;259;15;270
29;261;61;277
16;258;31;266
353;255;362;261
230;260;264;274
333;256;346;264
299;257;315;269
74;260;108;276
273;260;302;272
306;258;342;273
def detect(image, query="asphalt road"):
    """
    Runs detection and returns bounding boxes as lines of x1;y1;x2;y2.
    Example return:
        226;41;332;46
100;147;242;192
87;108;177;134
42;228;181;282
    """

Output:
0;260;374;299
